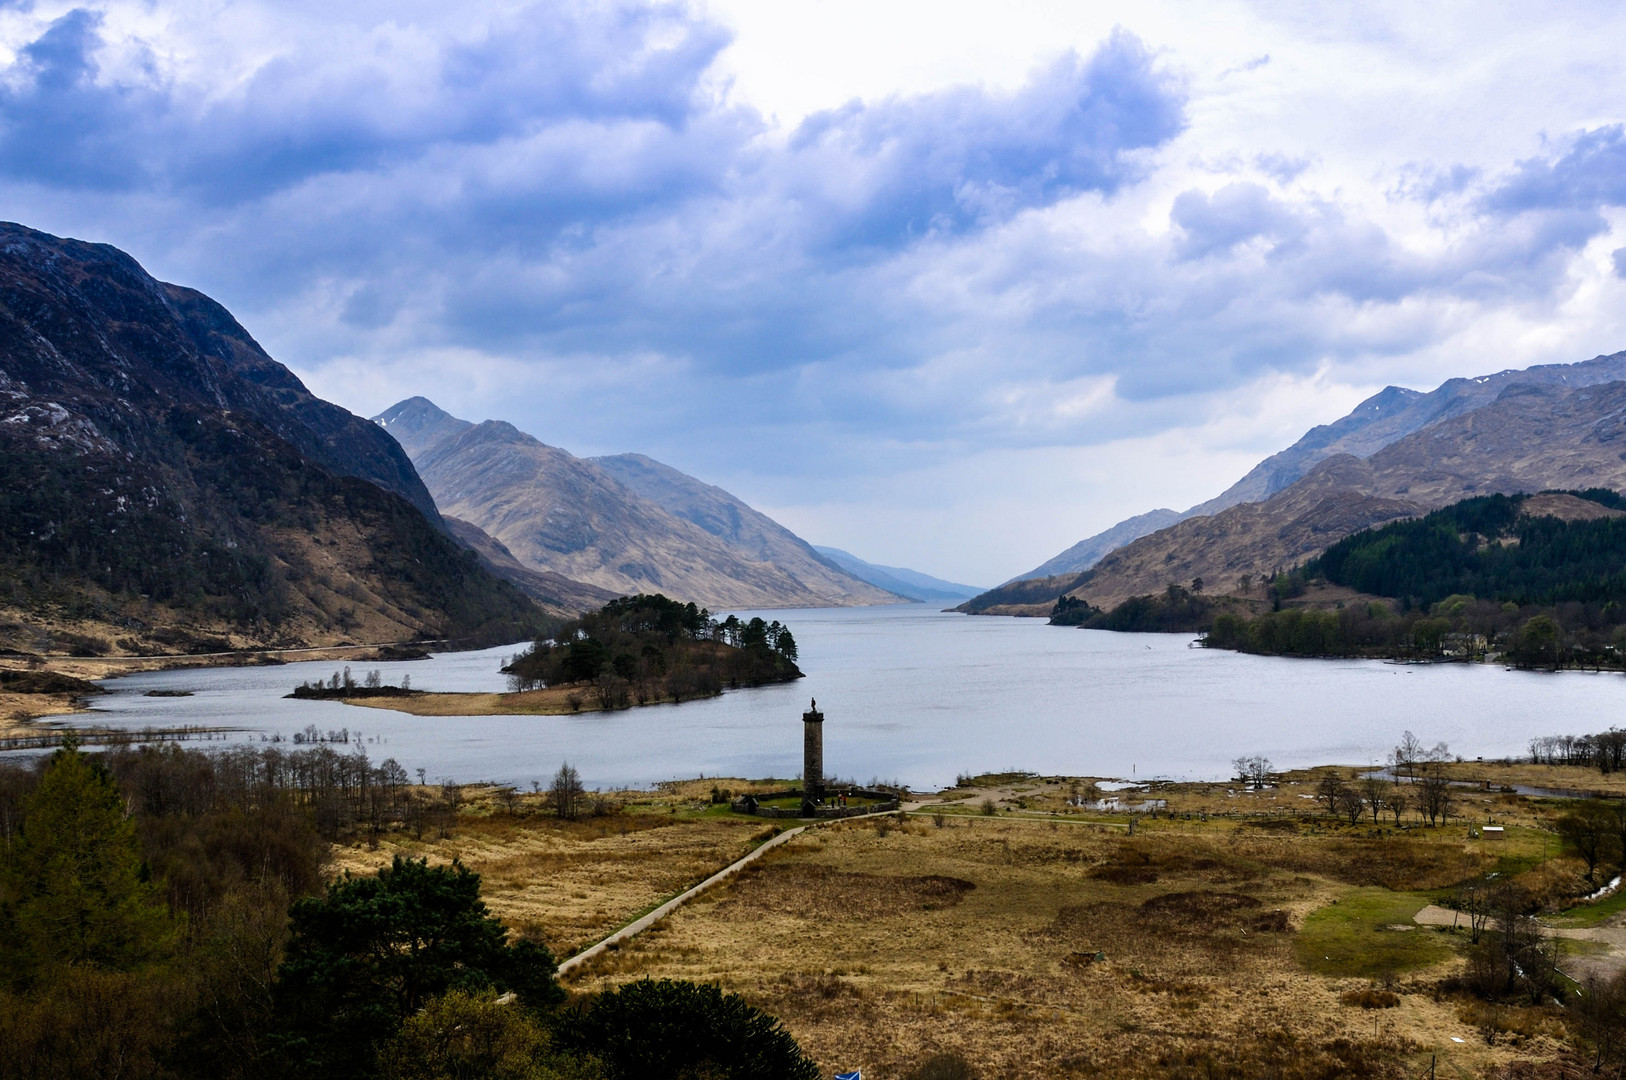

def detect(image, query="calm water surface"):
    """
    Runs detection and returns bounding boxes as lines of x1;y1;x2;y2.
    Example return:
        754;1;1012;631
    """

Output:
53;604;1626;790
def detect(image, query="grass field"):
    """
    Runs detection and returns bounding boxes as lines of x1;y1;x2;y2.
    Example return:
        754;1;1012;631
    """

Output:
331;784;785;956
1295;888;1454;978
556;810;1583;1078
332;773;1621;1079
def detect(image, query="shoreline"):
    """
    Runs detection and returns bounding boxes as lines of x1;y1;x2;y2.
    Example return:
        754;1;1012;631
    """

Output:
1;639;454;682
331;681;780;718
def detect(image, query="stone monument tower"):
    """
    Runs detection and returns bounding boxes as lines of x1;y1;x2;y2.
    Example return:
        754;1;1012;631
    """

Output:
802;698;825;804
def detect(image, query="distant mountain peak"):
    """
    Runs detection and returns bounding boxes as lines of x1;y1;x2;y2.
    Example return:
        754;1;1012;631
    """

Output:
812;546;981;603
376;402;898;609
374;396;472;460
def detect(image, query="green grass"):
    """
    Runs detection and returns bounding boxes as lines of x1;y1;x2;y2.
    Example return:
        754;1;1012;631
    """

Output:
1295;888;1456;978
1550;881;1626;927
1556;937;1612;959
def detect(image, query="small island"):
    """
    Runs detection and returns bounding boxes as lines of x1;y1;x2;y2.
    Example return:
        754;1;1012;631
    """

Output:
308;593;803;716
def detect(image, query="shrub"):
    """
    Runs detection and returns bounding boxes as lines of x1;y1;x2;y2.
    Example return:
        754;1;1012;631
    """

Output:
1339;987;1400;1009
558;978;819;1080
905;1051;978;1080
272;857;563;1078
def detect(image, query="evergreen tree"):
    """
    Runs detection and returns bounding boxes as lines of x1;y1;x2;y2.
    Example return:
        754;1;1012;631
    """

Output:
560;978;820;1080
273;855;563;1077
1;737;174;983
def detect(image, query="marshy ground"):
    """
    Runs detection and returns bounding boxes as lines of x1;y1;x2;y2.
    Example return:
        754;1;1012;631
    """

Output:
331;764;1626;1079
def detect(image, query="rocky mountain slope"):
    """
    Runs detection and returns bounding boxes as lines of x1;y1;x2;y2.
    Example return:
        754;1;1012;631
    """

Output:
374;399;897;609
0;223;547;654
1017;508;1183;583
1065;378;1626;610
812;547;981;603
588;453;895;604
441;517;620;614
1018;351;1626;581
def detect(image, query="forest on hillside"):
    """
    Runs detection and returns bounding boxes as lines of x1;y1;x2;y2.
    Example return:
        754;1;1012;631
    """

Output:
1055;491;1626;668
1314;490;1626;608
503;593;802;708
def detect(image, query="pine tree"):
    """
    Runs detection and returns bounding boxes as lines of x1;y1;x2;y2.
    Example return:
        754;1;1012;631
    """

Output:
2;738;174;982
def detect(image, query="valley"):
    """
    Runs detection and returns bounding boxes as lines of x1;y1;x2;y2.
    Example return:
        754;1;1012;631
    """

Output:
375;397;901;610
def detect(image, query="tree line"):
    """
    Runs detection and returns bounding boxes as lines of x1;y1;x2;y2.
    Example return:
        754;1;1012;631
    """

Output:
1050;584;1213;632
504;593;802;710
1233;731;1457;827
0;739;822;1078
1529;728;1626;773
1203;491;1626;663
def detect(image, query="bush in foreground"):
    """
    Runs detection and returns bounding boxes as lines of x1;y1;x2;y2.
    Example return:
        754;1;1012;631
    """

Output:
559;978;820;1080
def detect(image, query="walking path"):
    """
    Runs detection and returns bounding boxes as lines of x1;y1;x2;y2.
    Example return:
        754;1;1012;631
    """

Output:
557;810;897;977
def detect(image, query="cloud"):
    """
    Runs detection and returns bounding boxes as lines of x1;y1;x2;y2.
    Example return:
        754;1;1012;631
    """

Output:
1483;125;1626;214
783;30;1185;246
1169;182;1302;260
0;3;734;199
4;2;1626;582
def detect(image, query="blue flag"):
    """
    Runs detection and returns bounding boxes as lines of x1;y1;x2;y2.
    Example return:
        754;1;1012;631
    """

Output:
835;1072;861;1080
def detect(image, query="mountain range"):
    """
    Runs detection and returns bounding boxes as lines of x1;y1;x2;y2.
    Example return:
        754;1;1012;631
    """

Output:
812;547;982;603
373;397;902;610
1009;352;1626;585
971;350;1626;615
0;223;547;655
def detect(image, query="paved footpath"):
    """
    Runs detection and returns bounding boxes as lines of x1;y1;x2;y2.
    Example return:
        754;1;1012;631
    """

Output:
557;810;897;977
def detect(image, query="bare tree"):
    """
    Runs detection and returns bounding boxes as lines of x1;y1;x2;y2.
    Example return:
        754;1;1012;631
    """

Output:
438;779;463;838
1416;766;1453;826
551;762;585;821
1392;731;1426;777
1387;788;1410;826
1607;800;1626;873
1315;773;1345;816
1232;754;1273;790
1452;879;1494;944
1358;774;1387;824
1560;801;1620;882
1337;785;1365;826
1576;971;1626;1072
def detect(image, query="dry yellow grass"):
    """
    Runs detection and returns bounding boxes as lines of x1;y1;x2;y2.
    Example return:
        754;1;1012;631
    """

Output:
330;802;780;956
0;690;85;731
561;813;1575;1079
340;686;590;717
945;767;1560;834
1433;759;1626;797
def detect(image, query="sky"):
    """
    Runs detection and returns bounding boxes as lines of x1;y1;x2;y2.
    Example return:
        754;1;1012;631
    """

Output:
5;1;1626;585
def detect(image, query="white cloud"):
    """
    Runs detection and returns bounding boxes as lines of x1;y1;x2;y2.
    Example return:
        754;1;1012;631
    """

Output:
5;1;1626;583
